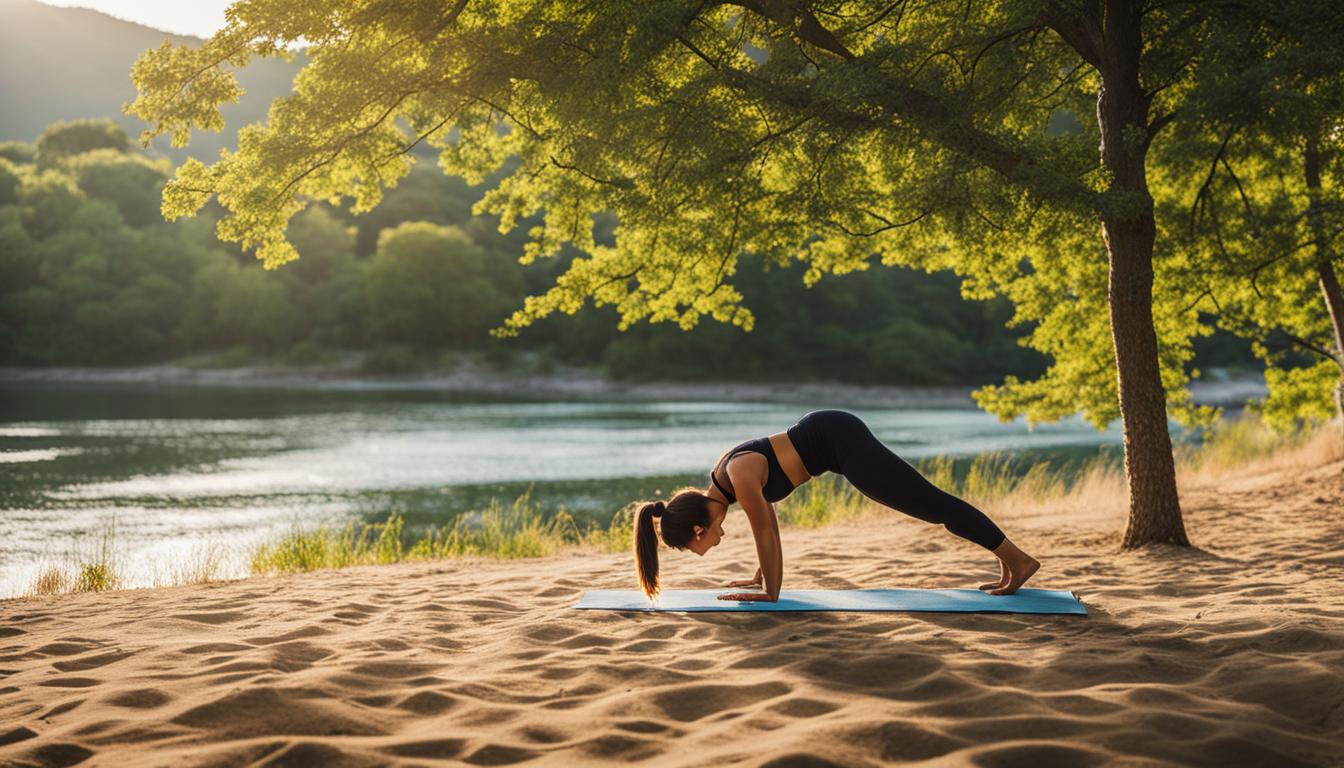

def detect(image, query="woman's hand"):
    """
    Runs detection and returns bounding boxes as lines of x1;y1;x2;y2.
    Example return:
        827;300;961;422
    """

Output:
717;592;777;602
724;567;762;589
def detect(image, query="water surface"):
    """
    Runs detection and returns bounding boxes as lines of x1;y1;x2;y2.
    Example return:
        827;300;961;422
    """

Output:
0;382;1127;595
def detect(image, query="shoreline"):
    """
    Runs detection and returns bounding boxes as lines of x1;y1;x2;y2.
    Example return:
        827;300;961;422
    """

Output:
0;363;1269;410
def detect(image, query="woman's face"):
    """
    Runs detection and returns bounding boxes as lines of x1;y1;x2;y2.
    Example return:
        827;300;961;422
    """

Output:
685;506;726;556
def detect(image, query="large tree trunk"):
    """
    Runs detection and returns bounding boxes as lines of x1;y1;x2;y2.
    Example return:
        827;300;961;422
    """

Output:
1318;261;1344;426
1097;0;1190;547
1303;131;1344;429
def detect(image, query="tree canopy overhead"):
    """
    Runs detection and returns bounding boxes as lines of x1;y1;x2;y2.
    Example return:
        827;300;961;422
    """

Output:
129;1;1103;327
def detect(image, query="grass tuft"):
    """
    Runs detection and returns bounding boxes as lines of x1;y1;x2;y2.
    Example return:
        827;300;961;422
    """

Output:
250;511;406;575
72;516;122;593
30;563;72;596
164;541;229;586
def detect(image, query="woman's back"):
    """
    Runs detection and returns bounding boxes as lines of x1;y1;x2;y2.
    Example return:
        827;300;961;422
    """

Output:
712;437;795;503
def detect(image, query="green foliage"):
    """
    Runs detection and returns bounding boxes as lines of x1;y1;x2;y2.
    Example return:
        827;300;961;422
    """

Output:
1257;362;1340;433
1148;0;1344;433
60;149;171;227
249;493;636;574
0;134;1073;383
35;118;129;167
0;159;19;207
250;511;406;574
407;493;580;560
1180;412;1317;471
774;475;868;528
913;451;1113;506
0;141;36;164
597;258;1046;384
74;516;123;593
365;222;524;348
125;1;1095;315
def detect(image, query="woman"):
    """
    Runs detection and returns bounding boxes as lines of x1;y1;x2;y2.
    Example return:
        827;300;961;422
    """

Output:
633;409;1039;602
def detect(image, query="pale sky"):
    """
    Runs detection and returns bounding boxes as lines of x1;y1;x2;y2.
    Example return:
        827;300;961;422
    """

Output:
40;0;232;38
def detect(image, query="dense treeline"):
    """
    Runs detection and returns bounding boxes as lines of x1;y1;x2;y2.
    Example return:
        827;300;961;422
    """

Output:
0;119;1250;384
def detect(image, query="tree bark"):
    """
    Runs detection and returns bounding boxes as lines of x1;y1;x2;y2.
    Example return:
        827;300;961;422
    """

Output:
1303;131;1344;429
1095;0;1189;547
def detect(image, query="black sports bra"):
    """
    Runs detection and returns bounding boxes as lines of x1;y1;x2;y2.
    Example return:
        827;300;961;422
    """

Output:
711;437;796;504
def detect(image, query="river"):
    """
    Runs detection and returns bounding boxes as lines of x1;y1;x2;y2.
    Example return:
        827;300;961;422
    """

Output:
0;381;1134;596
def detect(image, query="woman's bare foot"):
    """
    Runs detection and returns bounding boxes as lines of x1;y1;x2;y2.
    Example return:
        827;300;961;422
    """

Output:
990;555;1040;595
978;559;1009;591
987;538;1041;596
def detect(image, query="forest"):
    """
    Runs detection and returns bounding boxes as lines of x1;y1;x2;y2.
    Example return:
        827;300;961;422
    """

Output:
0;117;1113;386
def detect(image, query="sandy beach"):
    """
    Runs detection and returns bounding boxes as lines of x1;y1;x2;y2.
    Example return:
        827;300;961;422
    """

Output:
2;438;1341;766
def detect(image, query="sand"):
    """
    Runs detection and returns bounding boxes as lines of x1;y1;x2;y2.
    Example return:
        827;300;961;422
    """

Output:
1;448;1341;766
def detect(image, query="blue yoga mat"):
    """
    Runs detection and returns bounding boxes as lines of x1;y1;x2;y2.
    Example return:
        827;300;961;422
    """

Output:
574;587;1086;615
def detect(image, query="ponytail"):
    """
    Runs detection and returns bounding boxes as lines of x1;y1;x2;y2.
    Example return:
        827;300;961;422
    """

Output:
632;490;712;600
634;500;666;600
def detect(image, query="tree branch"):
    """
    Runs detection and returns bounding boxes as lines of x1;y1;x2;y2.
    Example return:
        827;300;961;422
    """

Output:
725;0;857;60
1038;0;1105;70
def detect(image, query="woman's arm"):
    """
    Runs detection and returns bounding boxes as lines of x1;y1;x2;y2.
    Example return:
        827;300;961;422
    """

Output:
726;480;783;602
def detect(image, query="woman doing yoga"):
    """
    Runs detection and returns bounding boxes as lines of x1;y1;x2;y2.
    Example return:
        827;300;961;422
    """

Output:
633;410;1040;602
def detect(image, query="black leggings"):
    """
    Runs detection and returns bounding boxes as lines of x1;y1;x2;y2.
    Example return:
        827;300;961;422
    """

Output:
789;410;1007;551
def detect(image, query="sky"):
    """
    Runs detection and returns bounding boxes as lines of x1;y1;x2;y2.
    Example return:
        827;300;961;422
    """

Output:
40;0;232;38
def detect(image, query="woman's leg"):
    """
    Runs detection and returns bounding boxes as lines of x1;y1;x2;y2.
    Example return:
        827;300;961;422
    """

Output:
818;411;1039;593
826;412;1007;551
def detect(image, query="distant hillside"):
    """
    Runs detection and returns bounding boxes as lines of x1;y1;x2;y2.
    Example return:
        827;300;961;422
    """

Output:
0;0;298;161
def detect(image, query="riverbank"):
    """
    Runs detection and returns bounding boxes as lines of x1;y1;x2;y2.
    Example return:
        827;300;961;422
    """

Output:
0;362;1269;409
1;430;1339;766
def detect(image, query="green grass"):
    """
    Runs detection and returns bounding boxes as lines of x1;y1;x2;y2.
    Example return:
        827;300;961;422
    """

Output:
28;515;123;595
774;474;869;528
248;490;639;576
1178;412;1317;473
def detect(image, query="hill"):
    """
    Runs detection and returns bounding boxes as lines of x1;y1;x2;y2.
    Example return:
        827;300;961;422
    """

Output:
0;0;297;160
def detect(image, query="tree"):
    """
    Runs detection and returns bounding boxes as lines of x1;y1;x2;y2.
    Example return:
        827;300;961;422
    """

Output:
35;118;129;167
1154;0;1344;434
128;0;1286;547
365;221;524;348
0;141;35;165
0;160;19;207
61;149;172;228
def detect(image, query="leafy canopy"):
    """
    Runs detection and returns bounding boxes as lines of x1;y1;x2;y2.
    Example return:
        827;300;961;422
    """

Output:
1149;0;1344;431
126;0;1296;430
128;0;1094;327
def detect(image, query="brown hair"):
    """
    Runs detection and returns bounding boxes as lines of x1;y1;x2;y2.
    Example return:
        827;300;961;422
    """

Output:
634;488;713;600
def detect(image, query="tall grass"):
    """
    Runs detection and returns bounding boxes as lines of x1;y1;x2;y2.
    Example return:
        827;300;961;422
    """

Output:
26;515;123;596
1176;412;1339;481
248;491;639;576
160;541;229;587
251;509;408;574
774;474;869;528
